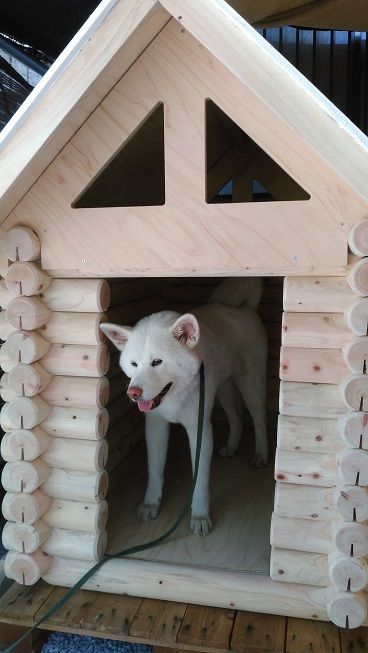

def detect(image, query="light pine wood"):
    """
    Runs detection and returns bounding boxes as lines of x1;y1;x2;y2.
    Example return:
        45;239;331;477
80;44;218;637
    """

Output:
2;490;52;524
6;329;51;364
348;219;368;257
40;375;109;408
0;278;12;307
6;296;51;330
282;312;352;349
340;374;368;411
280;346;348;384
345;297;368;335
40;343;109;377
2;519;51;554
332;520;368;557
40;278;110;311
4;549;52;585
334;484;368;522
277;415;343;454
275;449;338;487
274;483;336;521
270;548;328;587
0;427;51;462
270;513;333;554
39;311;107;345
337;448;368;486
327;586;367;628
1;396;51;430
5;261;51;296
1;459;51;493
279;381;346;418
8;362;52;397
41;437;108;472
342;336;368;373
42;528;107;561
41;406;109;439
43;498;108;532
42;467;108;502
339;411;368;449
348;258;368;296
283;277;356;313
0;311;17;339
0;343;15;373
3;227;40;262
328;551;368;592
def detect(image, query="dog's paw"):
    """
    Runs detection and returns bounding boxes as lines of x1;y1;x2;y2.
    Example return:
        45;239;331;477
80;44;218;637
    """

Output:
190;515;213;536
252;451;268;468
219;444;237;458
137;502;160;522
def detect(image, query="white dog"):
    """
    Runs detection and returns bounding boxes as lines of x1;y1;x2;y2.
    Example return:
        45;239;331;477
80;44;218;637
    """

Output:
101;278;267;536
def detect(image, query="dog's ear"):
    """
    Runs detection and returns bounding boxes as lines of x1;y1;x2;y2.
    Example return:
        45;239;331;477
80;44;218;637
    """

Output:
171;314;200;349
99;323;132;351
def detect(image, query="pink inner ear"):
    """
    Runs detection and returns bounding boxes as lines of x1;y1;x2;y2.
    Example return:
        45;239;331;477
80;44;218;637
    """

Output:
174;315;199;343
111;330;128;345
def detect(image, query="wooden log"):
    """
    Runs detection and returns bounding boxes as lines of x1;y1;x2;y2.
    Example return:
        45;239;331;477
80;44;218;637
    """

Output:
277;415;343;454
342;337;368;374
40;343;109;377
339;411;368;449
274;483;336;521
6;296;51;330
280;347;347;384
348;219;368;257
5;261;51;296
42;437;108;472
270;513;333;554
275;450;337;487
1;396;51;430
337;448;368;486
42;468;108;502
348;258;368;296
42;528;107;561
8;362;52;397
0;311;16;339
4;549;51;585
6;329;51;363
332;520;368;557
0;427;51;462
43;498;108;532
328;551;368;592
41;406;109;440
0;278;11;308
341;374;368;411
3;227;40;262
1;459;51;493
40;278;110;312
334;484;368;522
270;548;328;587
40;375;109;409
2;490;52;524
282;312;351;349
0;343;16;372
39;311;107;345
2;520;51;554
327;586;367;628
345;297;368;336
283;277;356;313
279;381;346;419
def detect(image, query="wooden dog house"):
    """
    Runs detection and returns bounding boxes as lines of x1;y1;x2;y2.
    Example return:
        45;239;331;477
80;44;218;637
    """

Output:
1;0;368;631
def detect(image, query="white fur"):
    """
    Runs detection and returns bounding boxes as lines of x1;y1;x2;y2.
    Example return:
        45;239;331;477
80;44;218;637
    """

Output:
101;279;268;536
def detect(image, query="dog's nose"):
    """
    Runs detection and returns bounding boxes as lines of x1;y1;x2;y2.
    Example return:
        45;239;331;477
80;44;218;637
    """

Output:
127;386;143;399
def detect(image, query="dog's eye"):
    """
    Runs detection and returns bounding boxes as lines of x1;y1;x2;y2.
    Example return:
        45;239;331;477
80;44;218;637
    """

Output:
131;361;137;367
152;359;162;367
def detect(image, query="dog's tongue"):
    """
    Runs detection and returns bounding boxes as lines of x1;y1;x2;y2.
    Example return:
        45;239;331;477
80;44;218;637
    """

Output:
137;399;155;412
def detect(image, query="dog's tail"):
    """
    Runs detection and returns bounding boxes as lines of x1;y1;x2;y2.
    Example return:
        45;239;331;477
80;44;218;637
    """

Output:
209;278;263;311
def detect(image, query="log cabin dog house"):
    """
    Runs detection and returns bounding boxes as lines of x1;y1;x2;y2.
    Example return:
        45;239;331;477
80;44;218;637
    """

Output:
1;0;368;631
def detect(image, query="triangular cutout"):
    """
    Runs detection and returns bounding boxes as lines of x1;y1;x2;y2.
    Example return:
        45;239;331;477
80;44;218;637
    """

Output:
73;102;165;208
205;99;310;204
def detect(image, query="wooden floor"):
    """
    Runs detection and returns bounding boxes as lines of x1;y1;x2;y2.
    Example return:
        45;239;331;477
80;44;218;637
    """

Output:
107;427;275;573
0;581;367;652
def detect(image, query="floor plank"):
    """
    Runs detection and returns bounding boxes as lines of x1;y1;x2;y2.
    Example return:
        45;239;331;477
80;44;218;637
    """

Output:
286;617;340;653
177;605;235;650
340;626;368;652
0;582;54;624
130;598;187;644
230;611;285;652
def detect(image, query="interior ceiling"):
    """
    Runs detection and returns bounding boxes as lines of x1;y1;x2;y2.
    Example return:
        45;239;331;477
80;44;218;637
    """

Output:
0;0;367;63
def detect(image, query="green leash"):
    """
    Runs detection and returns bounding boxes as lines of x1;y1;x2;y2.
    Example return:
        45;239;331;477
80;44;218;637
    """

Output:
3;363;205;653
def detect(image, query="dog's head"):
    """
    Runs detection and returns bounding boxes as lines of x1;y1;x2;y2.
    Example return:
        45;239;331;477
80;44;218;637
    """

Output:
100;311;201;413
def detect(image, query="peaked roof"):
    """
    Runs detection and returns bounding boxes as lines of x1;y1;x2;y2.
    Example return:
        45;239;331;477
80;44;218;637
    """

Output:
1;0;368;229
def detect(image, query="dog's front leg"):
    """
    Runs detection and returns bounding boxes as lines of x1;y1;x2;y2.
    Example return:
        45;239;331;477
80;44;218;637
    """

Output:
137;412;170;523
184;415;213;536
